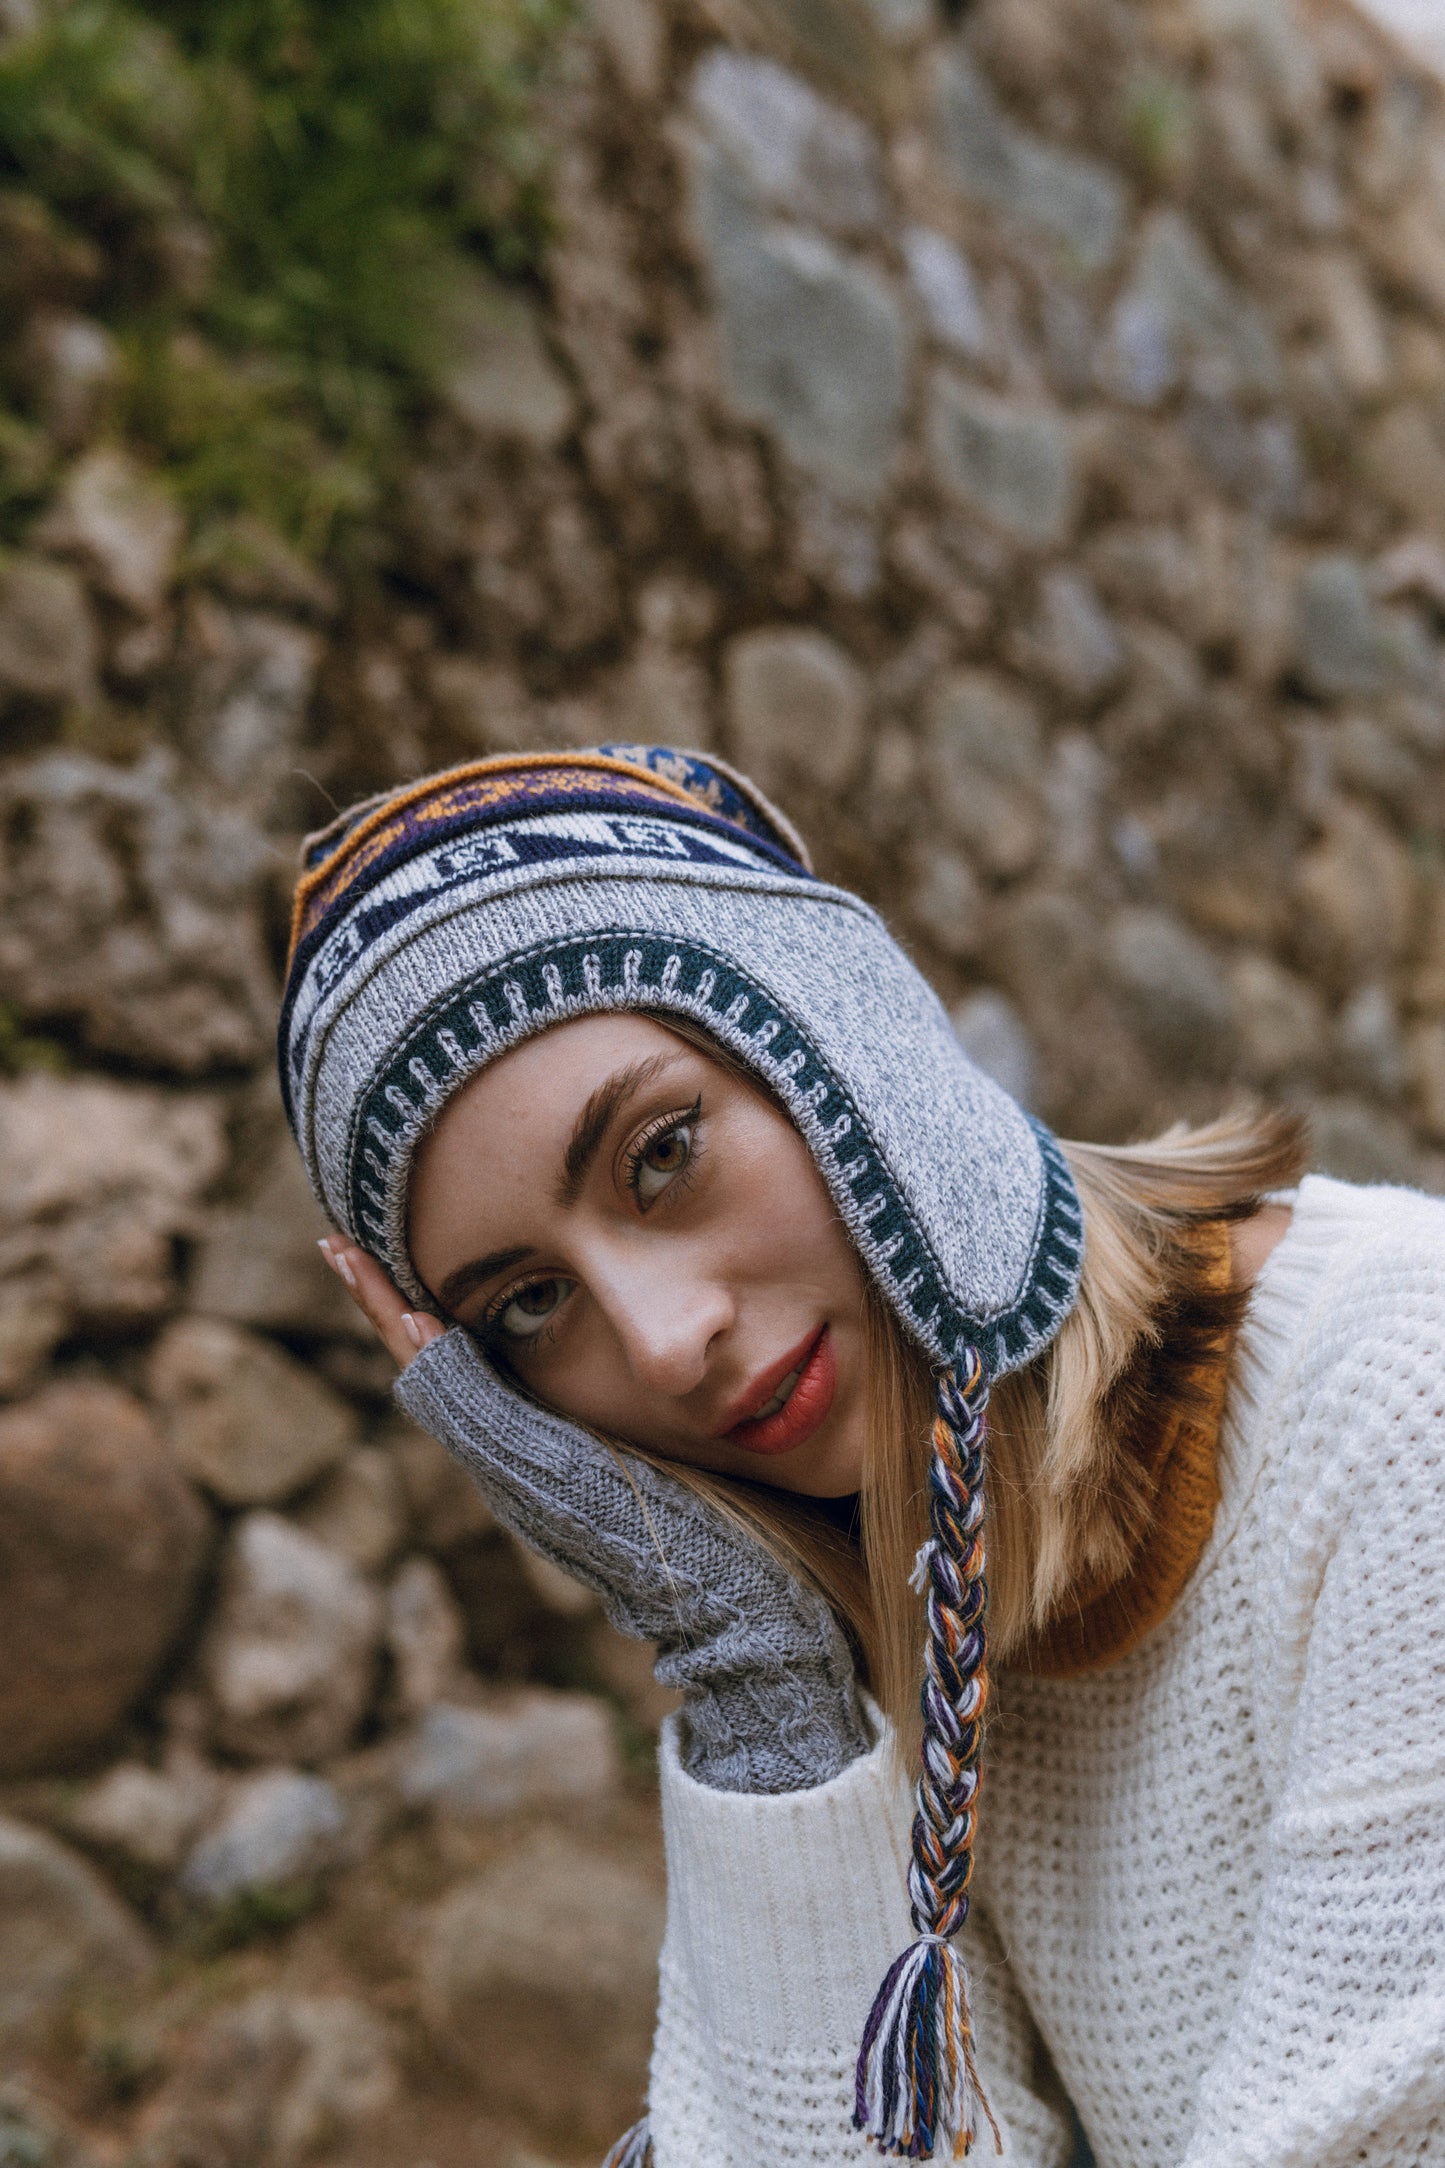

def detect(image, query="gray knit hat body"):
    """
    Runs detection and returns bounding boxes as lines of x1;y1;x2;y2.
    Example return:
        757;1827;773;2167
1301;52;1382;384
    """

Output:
281;747;1081;1377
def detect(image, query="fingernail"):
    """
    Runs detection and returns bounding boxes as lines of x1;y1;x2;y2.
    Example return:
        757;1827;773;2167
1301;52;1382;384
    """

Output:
401;1313;424;1350
320;1240;357;1289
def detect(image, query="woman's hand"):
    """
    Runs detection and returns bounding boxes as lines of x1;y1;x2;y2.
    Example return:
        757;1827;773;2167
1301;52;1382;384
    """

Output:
318;1239;871;1795
390;1321;872;1794
318;1236;446;1368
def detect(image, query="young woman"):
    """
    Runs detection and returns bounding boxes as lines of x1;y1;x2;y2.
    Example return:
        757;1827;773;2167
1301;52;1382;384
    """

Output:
283;744;1445;2168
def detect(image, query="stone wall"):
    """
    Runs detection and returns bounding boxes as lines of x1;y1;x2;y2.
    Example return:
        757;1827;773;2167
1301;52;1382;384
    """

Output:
3;0;1445;2159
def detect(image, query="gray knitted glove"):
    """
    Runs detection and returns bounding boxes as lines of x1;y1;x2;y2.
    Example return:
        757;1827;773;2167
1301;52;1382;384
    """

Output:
394;1327;872;1793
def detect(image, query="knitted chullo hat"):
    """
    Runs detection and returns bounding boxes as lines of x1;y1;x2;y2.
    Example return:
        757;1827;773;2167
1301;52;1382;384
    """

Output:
280;745;1084;2160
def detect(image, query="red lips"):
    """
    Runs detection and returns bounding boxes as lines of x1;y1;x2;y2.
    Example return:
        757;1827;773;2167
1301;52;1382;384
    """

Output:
723;1326;836;1457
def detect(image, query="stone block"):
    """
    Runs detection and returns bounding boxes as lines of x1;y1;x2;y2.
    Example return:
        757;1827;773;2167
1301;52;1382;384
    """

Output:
1328;713;1427;821
1336;981;1406;1097
1307;251;1393;400
419;1827;663;2145
723;625;867;795
386;1556;468;1716
17;311;119;449
1102;209;1281;404
902;226;989;358
1408;1020;1445;1142
923;669;1047;879
0;1074;226;1391
388;1419;497;1551
68;1750;221;1876
188;510;341;621
35;445;182;616
142;1993;397;2168
201;1513;382;1765
1087;522;1202;628
1189;0;1323;128
177;602;323;816
1306;1095;1424;1186
691;49;884;231
1408;880;1445;1016
1227;952;1325;1082
1182;398;1301;524
0;752;276;1075
295;1448;408;1575
147;1318;359;1508
0;1385;211;1777
189;1126;369;1341
0;555;97;710
994;888;1103;1021
1294;799;1417;987
734;0;893;104
0;1817;152;2045
433;270;575;447
1294;555;1394;697
588;0;665;99
1361;403;1445;539
905;845;983;959
586;1619;681;1731
180;1770;348;1906
932;50;1126;272
517;1545;600;1617
1105;909;1236;1072
690;140;909;501
1375;189;1445;324
1014;567;1125;702
395;1689;620;1819
0;2085;93;2168
858;0;930;38
928;374;1076;545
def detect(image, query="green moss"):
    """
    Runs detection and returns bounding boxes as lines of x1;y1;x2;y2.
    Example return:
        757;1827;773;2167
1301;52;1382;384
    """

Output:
0;1003;69;1075
1123;68;1194;187
0;0;572;560
185;1877;326;1954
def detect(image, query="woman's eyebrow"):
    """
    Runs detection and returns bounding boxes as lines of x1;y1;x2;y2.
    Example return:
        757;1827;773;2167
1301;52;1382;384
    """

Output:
555;1051;678;1207
436;1243;534;1315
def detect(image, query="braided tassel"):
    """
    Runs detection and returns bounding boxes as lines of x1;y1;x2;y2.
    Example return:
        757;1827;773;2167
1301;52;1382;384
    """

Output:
601;2117;654;2167
854;1353;1000;2160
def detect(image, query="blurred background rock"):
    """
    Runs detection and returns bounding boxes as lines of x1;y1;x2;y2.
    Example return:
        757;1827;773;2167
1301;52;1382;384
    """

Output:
1;0;1444;2160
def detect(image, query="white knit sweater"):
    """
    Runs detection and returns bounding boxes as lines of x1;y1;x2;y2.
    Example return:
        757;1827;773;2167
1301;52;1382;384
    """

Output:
646;1175;1445;2166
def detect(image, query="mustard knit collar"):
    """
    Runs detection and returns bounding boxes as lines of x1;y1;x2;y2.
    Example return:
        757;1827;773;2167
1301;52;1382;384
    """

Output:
1020;1222;1238;1680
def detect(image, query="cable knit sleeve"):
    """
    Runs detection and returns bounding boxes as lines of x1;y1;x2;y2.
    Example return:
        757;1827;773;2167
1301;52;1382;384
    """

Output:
646;1713;1075;2167
1177;1226;1445;2167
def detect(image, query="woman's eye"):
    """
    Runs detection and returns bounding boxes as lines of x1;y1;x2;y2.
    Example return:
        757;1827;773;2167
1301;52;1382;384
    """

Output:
495;1276;571;1341
632;1115;695;1207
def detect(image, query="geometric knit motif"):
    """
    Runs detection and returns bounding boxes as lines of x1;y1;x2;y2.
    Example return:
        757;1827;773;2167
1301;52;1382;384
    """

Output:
644;1174;1445;2166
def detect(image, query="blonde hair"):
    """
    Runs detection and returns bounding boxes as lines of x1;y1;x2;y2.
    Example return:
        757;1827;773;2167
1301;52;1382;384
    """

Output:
619;1047;1308;1748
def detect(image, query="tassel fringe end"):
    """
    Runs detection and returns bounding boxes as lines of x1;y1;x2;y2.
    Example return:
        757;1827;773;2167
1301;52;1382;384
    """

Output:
600;2116;654;2168
854;1935;999;2160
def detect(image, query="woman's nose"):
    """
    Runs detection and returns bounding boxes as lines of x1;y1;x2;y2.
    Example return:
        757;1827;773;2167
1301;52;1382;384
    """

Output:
596;1254;733;1400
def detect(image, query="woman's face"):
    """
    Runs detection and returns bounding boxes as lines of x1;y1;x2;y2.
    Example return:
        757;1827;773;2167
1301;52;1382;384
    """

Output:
407;1014;870;1498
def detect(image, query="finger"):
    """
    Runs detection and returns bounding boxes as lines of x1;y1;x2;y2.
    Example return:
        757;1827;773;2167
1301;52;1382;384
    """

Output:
319;1238;444;1368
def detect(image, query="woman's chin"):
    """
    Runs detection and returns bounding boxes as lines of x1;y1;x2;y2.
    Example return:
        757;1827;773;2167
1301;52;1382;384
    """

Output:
750;1412;866;1499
